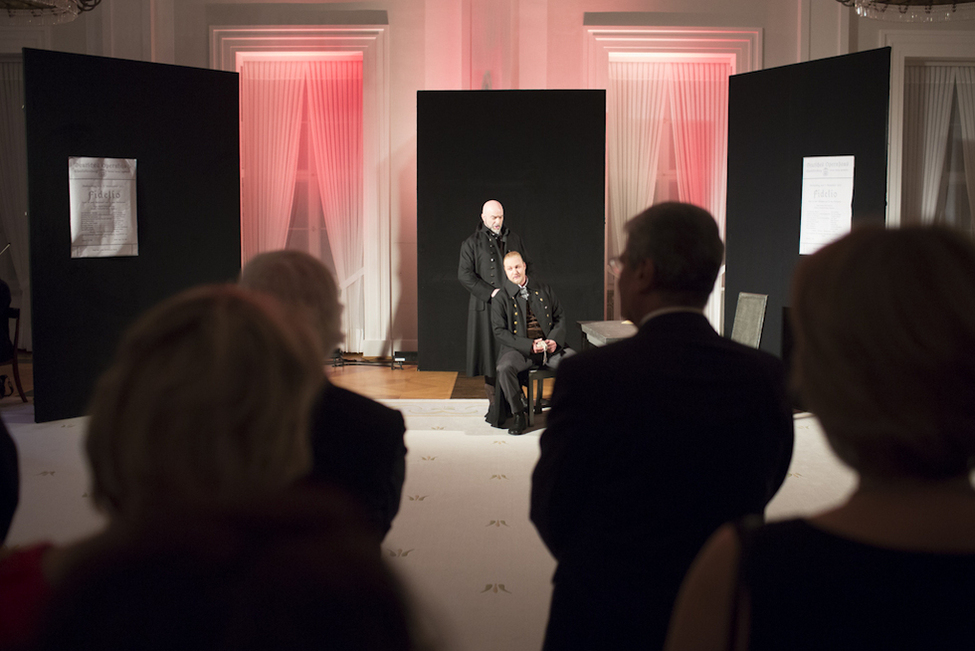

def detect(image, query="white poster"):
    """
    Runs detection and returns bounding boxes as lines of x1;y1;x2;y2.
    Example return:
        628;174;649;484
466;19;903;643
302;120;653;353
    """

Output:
68;157;138;258
799;155;854;255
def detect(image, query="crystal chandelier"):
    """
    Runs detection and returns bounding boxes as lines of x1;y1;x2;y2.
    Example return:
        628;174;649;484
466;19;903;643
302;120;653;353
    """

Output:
838;0;975;21
0;0;102;26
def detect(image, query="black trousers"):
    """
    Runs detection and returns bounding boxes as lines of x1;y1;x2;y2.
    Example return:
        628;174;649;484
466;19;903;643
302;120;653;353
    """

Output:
496;347;573;412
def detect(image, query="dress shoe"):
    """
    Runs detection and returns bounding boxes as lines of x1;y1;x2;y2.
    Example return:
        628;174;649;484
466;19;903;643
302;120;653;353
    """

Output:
508;411;527;436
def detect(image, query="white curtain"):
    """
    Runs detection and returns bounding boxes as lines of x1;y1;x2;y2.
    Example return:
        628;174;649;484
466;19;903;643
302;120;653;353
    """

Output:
902;66;957;224
306;59;365;353
606;61;669;318
606;60;731;329
0;61;32;350
955;67;975;236
239;60;307;265
670;61;731;331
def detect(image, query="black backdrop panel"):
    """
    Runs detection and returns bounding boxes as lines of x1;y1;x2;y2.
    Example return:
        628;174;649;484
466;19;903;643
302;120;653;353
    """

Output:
24;49;241;422
725;48;889;359
417;90;605;372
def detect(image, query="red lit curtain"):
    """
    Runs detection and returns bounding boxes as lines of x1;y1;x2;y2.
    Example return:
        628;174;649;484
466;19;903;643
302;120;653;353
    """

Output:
306;59;364;352
239;58;364;350
606;60;731;327
607;60;669;298
670;62;730;330
239;60;306;265
670;62;729;232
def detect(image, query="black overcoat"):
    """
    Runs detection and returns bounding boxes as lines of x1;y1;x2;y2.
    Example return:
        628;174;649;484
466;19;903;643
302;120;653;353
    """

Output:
457;223;527;378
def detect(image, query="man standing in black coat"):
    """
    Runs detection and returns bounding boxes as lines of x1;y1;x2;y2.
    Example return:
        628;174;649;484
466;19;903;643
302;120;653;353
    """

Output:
530;202;794;651
491;251;572;435
458;200;527;412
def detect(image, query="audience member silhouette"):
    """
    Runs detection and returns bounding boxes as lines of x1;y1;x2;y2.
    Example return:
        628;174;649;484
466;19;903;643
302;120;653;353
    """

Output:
531;202;795;651
0;285;324;648
666;226;975;651
240;250;407;540
0;418;16;545
34;488;431;651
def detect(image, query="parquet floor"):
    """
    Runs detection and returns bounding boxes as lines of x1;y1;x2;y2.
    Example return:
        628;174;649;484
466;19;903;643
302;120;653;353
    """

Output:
326;361;458;400
326;358;554;402
1;354;551;405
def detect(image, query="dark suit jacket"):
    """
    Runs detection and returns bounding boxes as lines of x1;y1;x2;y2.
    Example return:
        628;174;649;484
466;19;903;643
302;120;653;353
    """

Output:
491;277;566;359
530;311;794;649
308;383;407;540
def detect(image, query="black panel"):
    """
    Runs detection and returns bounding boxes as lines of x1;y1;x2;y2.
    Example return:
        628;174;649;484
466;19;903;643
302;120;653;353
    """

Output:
417;90;606;372
725;48;889;358
24;49;241;422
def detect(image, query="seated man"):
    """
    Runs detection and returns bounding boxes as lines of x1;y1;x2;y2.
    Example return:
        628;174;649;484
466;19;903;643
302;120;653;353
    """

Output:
491;251;573;435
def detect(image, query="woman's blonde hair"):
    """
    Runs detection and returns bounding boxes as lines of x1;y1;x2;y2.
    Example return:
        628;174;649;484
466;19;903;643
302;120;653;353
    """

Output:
239;250;343;355
86;285;324;519
791;226;975;479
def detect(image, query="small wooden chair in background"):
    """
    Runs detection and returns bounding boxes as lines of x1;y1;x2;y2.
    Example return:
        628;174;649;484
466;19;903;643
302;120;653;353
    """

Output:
0;308;27;402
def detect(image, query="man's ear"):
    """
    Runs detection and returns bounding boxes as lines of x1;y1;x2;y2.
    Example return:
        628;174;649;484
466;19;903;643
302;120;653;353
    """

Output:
633;257;656;294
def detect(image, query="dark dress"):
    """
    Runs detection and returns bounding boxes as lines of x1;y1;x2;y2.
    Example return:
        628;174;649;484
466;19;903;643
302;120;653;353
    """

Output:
739;518;975;650
531;312;795;651
307;383;407;541
0;418;17;544
457;222;527;379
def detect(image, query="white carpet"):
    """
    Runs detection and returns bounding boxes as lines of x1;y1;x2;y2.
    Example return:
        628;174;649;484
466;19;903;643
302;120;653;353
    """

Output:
2;400;857;651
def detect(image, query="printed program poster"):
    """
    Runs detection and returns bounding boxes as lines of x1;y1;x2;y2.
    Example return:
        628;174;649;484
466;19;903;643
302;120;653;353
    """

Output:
799;155;854;255
68;157;138;258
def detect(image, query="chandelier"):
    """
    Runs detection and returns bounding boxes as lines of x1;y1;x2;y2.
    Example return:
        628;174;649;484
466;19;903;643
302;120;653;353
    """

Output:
0;0;102;26
838;0;975;21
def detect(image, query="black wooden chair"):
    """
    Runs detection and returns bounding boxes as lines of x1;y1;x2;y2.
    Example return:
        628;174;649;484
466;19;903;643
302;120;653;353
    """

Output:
524;366;555;426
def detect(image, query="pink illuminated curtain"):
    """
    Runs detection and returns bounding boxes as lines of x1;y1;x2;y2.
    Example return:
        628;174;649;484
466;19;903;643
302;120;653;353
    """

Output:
605;60;731;327
670;62;730;227
670;62;731;330
306;59;365;352
607;61;669;317
239;60;306;265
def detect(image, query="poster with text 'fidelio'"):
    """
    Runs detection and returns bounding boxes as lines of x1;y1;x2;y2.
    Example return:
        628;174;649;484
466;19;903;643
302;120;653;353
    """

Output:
799;155;854;256
68;157;138;258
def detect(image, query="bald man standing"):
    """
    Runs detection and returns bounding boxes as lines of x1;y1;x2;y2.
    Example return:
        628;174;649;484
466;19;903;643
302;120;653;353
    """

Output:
458;200;528;414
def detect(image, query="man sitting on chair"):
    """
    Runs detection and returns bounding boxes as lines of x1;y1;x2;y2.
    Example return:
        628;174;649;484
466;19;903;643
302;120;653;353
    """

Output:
491;251;573;435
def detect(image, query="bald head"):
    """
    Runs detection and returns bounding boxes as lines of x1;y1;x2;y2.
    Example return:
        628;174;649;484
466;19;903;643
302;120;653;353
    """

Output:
481;200;504;233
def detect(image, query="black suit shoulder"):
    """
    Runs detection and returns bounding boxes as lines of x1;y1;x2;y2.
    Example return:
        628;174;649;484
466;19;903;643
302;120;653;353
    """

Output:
309;384;407;539
532;312;793;565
